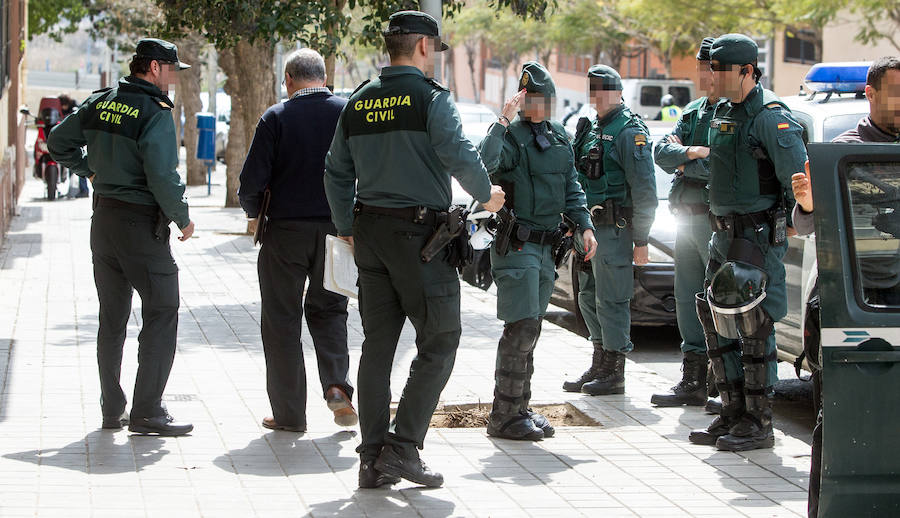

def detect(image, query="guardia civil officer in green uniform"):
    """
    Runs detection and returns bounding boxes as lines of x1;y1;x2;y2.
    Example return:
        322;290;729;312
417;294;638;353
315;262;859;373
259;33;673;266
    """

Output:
562;65;658;396
689;34;806;451
47;38;194;436
478;62;597;441
324;11;505;488
651;37;718;407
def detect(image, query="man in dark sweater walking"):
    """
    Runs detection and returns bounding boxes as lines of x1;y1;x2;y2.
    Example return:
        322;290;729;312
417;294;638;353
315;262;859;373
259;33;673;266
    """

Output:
239;48;356;432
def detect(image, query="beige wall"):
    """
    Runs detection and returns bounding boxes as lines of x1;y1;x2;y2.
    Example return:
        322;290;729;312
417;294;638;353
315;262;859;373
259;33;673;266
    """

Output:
823;11;897;62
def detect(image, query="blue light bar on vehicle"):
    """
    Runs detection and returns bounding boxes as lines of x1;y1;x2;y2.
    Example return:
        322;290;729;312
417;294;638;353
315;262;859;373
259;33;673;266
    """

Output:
805;62;871;93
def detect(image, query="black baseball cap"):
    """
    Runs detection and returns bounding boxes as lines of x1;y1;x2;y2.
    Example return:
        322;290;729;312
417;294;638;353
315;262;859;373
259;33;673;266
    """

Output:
135;38;191;70
383;11;449;52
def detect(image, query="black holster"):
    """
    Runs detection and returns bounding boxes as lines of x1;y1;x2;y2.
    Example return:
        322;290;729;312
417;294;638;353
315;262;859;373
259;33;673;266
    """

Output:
154;210;171;241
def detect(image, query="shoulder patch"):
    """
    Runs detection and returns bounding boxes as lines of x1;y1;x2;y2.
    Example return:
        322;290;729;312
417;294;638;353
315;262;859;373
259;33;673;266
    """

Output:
426;77;450;92
350;79;371;98
157;100;172;110
634;133;647;146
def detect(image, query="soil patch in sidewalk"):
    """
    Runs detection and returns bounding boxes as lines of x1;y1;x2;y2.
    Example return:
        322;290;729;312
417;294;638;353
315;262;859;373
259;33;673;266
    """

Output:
429;402;599;428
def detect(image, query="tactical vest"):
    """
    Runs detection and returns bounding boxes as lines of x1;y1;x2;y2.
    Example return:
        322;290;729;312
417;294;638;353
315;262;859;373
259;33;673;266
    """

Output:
343;74;441;138
574;106;647;207
80;80;173;141
500;120;572;228
708;88;790;214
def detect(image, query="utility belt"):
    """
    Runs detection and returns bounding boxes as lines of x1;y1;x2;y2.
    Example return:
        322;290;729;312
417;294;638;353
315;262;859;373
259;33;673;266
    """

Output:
678;175;708;188
709;204;787;247
670;203;709;216
354;202;448;227
94;194;170;241
492;207;574;268
589;201;632;228
354;202;472;268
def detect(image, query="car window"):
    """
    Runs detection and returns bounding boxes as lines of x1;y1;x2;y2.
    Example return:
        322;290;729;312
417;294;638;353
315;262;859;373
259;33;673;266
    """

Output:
668;87;691;107
842;161;900;309
640;86;662;107
824;113;866;142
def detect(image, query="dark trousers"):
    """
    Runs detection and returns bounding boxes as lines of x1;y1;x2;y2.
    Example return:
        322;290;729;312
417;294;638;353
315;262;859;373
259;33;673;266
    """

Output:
258;219;351;427
91;205;180;419
352;212;461;462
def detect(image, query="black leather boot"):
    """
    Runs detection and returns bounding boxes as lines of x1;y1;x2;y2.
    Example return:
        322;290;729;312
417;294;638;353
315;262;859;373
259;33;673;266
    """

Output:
487;319;544;441
522;321;554;438
651;351;709;407
563;342;604;392
689;383;744;445
581;351;625;396
716;395;774;451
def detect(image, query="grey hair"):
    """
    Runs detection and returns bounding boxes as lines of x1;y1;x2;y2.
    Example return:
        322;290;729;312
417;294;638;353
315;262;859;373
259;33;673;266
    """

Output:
284;48;326;83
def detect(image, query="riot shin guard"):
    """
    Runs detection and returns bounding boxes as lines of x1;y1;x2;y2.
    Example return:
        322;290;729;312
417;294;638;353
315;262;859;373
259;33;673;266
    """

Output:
488;318;544;441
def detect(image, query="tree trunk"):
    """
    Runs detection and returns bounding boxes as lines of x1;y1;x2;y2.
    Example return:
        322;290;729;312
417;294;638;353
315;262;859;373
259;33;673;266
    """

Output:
324;0;347;91
176;35;206;186
445;47;457;99
219;40;277;208
466;43;480;103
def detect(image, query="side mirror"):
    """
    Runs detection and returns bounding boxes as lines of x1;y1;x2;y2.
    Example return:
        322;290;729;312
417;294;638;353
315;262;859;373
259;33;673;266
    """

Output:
19;108;29;115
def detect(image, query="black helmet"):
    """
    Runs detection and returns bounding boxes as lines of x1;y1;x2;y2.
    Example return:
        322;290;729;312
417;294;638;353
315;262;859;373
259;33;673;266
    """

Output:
661;94;675;107
707;261;768;339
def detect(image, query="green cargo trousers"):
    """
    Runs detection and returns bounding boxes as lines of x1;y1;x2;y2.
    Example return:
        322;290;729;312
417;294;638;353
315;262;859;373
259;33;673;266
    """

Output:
675;213;712;355
577;225;635;353
352;212;461;462
705;223;786;386
90;202;180;420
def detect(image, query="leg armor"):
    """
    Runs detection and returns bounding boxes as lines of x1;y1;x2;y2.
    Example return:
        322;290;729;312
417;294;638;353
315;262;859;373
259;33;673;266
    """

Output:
487;318;544;441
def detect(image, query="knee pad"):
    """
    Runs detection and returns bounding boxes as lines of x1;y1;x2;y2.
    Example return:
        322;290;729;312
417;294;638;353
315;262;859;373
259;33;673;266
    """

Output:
502;318;541;353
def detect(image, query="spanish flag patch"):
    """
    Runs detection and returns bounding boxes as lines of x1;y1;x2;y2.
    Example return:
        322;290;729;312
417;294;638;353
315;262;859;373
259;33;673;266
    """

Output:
777;122;790;130
634;134;647;146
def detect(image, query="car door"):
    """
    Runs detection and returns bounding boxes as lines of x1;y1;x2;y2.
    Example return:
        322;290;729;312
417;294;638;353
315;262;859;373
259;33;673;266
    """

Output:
808;143;900;517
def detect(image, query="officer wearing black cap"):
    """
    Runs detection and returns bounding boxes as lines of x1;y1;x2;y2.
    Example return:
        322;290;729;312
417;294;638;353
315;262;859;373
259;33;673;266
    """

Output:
563;64;657;396
651;37;719;408
48;38;194;436
325;10;505;489
688;34;806;452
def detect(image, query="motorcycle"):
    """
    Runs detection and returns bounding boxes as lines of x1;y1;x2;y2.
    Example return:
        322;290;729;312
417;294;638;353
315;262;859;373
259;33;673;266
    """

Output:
21;97;69;201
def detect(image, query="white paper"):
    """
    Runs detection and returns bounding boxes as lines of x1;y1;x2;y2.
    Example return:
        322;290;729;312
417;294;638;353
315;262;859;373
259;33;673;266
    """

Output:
324;234;358;299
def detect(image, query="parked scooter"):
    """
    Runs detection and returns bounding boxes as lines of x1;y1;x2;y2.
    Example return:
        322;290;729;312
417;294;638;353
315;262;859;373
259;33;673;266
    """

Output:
21;97;69;201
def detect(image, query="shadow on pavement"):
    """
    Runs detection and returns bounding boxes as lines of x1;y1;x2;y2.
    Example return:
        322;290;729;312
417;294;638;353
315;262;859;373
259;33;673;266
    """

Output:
2;430;168;473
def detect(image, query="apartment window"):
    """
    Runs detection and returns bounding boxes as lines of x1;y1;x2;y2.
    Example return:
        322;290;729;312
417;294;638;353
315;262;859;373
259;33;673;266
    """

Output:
784;28;820;65
558;52;590;74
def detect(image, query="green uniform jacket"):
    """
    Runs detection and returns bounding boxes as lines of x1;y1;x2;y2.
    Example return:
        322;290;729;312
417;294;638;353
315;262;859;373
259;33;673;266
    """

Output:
573;105;657;246
707;84;805;216
324;66;492;236
478;120;592;231
47;76;189;229
654;96;717;206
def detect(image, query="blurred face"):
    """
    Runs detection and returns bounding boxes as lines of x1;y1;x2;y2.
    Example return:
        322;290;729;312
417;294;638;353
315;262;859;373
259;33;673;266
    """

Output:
520;92;552;122
867;69;900;133
710;60;757;101
420;37;440;78
151;60;178;94
589;81;622;115
697;60;714;97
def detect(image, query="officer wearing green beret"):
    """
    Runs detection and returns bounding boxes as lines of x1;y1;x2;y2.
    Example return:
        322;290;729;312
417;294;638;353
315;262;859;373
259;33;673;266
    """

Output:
689;34;807;451
562;64;658;396
478;62;597;441
47;38;194;436
651;37;718;408
325;10;505;488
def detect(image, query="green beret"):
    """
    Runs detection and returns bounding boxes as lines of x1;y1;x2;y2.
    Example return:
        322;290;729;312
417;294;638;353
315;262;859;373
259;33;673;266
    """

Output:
587;64;622;91
519;61;555;96
710;34;758;65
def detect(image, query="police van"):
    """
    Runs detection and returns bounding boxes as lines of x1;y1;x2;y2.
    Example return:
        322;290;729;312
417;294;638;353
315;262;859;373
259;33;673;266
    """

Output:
777;62;871;404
